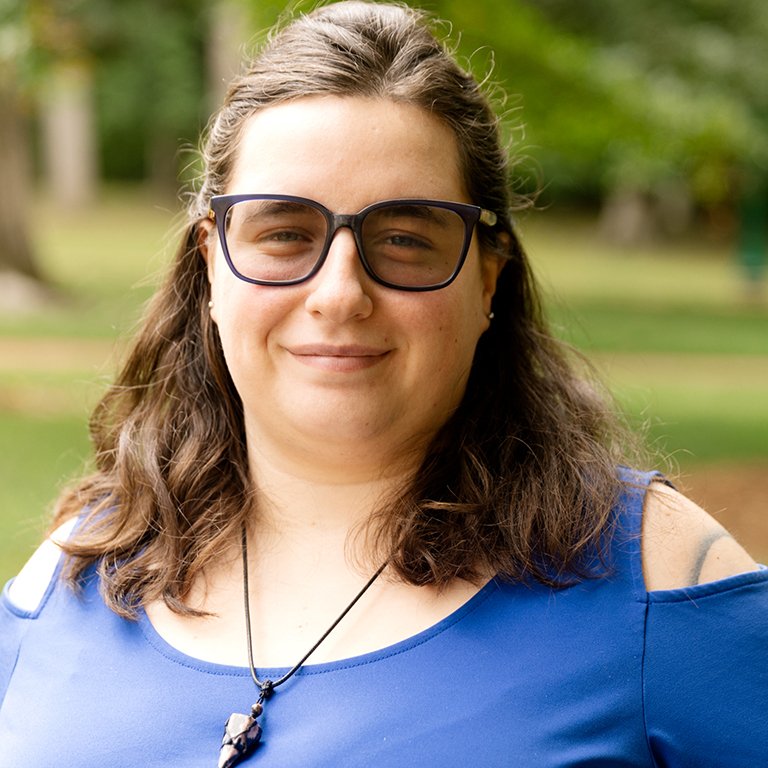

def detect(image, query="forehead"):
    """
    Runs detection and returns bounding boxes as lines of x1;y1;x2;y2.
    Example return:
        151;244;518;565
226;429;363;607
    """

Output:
225;96;468;208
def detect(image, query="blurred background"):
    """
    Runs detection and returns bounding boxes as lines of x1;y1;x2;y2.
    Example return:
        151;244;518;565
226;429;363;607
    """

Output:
1;0;766;583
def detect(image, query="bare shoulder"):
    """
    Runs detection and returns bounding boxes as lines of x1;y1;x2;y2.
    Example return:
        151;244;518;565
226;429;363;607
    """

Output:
6;517;78;612
642;481;759;591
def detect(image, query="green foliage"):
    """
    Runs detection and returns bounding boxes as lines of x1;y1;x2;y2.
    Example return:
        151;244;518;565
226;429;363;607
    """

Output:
5;0;209;180
0;0;27;68
426;0;768;202
93;0;208;180
6;0;766;202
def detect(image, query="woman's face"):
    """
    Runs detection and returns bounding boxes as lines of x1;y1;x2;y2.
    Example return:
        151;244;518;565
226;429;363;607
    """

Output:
203;96;501;469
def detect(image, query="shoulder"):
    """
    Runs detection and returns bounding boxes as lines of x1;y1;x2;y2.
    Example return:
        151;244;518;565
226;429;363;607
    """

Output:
641;480;759;591
6;517;79;613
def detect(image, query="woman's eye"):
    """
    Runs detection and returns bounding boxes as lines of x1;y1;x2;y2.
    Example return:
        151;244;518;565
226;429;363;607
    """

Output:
249;225;318;248
264;230;305;243
376;229;435;251
386;233;429;248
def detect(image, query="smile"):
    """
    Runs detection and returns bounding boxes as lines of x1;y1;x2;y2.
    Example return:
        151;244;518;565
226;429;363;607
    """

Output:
286;344;391;372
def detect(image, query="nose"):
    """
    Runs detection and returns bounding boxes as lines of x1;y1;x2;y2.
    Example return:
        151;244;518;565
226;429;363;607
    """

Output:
303;227;373;322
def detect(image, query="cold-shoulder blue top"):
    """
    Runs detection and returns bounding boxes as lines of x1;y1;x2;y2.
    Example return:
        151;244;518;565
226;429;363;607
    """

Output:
2;471;767;766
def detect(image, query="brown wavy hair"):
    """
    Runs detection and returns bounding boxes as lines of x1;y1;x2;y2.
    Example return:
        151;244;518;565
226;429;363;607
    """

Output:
53;0;639;617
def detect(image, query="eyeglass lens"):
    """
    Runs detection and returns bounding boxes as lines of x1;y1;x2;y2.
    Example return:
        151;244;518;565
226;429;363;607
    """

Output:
222;199;468;287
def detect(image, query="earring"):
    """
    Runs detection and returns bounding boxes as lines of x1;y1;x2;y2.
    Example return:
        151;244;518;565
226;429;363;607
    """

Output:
208;300;214;309
487;311;495;320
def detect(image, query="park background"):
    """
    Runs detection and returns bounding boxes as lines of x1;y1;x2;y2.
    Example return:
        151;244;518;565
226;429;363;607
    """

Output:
0;0;766;584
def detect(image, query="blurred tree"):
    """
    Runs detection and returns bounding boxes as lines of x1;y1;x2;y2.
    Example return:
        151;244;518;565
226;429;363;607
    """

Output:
529;0;768;233
0;71;39;279
430;0;768;238
208;0;252;110
41;59;98;207
0;0;41;283
89;0;208;192
0;0;207;289
29;0;99;207
4;0;766;280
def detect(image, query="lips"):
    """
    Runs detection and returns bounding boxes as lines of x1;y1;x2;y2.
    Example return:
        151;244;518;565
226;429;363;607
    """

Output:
286;343;391;372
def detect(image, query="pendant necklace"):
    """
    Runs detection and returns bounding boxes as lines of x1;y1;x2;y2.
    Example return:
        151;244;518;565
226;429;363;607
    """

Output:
219;526;387;768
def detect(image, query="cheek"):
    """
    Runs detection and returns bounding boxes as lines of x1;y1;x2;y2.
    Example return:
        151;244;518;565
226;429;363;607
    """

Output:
209;269;292;349
409;293;486;377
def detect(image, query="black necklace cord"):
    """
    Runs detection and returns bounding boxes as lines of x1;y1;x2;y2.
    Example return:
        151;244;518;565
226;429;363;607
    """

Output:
240;525;388;695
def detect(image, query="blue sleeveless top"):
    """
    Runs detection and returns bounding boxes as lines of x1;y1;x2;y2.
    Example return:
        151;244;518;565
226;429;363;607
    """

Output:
2;471;767;767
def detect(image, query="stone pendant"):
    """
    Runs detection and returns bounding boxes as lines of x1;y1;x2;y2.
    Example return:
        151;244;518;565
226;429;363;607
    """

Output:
218;710;263;768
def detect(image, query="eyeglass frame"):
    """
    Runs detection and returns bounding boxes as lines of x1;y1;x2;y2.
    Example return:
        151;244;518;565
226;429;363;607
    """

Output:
207;194;499;292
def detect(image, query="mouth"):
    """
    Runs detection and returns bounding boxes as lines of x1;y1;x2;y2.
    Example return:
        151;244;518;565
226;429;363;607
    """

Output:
286;344;391;372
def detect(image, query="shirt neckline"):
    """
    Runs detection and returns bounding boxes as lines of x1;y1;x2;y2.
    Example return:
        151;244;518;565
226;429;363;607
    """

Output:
137;575;501;677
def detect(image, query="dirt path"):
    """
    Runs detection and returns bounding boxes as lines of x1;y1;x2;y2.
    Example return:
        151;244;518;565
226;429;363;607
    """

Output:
0;338;120;372
680;463;768;560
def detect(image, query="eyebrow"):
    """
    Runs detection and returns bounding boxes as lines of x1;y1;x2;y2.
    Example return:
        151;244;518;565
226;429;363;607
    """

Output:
229;200;318;227
247;200;315;216
373;204;451;226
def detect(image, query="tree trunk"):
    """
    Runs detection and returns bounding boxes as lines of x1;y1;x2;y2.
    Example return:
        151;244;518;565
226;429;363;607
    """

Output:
206;0;252;111
40;59;98;209
0;71;40;279
598;188;658;246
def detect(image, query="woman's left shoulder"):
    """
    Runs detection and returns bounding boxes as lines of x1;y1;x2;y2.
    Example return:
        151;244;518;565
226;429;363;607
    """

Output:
641;480;759;591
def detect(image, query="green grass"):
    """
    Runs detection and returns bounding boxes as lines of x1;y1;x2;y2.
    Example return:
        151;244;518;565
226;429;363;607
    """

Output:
0;188;176;339
0;190;766;584
524;213;767;354
521;213;761;309
640;394;768;463
522;212;768;463
0;412;91;574
598;355;768;463
548;303;768;355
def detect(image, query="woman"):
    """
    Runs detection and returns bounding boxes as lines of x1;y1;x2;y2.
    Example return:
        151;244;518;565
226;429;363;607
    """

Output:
1;2;766;766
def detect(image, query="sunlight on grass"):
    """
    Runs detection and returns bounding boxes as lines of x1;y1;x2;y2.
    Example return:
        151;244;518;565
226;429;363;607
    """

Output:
521;213;758;310
36;188;180;293
547;300;768;355
594;353;768;464
0;188;179;339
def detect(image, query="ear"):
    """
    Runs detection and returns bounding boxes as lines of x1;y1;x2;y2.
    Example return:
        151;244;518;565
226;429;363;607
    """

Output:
197;216;217;284
197;217;219;323
480;233;509;316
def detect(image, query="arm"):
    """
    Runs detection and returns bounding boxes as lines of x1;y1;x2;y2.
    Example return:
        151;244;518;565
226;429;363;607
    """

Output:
641;481;758;591
641;483;768;766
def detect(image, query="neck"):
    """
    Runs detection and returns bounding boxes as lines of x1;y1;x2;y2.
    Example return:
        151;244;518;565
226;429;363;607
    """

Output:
246;436;416;564
241;402;433;487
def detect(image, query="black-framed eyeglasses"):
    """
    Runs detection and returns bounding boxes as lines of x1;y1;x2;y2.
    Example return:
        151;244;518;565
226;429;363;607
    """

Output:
208;194;498;291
